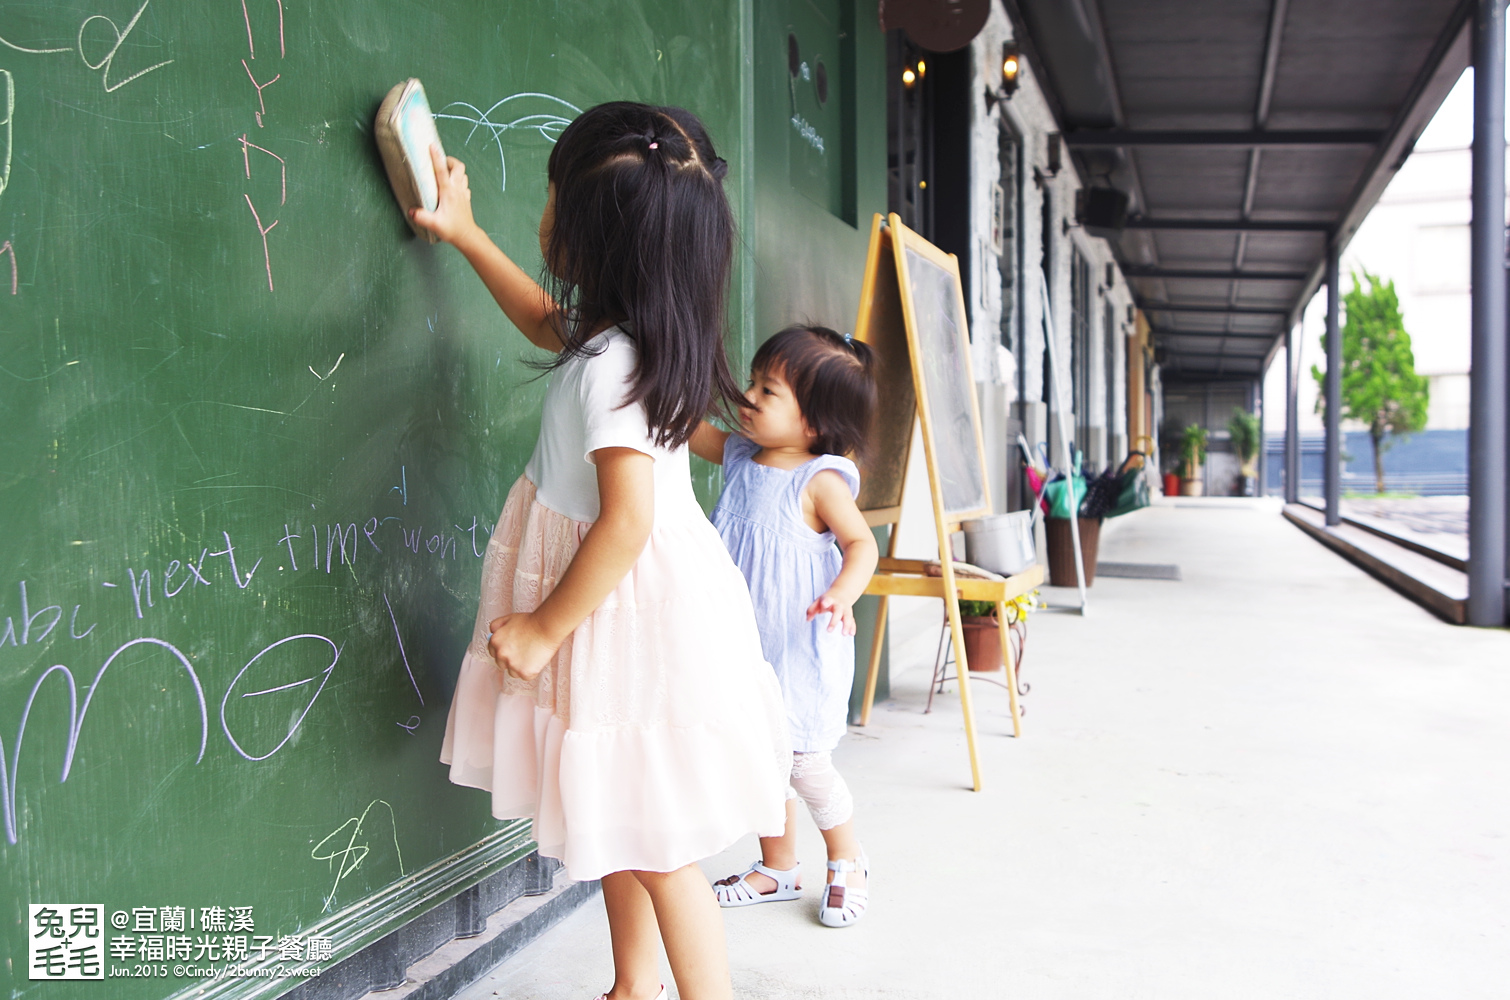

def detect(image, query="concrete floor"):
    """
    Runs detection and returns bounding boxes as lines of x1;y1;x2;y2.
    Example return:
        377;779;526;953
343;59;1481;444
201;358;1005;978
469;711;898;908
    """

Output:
457;499;1510;1000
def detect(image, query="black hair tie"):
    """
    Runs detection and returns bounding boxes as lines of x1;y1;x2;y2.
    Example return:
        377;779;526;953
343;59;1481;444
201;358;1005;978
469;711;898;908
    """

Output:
709;156;728;180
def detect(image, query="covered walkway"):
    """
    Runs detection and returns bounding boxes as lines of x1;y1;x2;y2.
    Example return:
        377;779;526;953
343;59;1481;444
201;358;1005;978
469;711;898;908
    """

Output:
446;502;1510;999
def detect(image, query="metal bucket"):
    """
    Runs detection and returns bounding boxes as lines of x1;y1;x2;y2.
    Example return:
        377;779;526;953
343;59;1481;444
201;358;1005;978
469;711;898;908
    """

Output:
961;511;1036;576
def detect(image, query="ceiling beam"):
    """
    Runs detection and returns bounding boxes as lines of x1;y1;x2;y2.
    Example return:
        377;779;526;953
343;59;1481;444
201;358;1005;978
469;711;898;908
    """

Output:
1063;129;1383;147
1140;301;1291;316
1156;341;1271;354
1152;328;1280;340
1255;0;1290;127
1158;354;1271;365
1124;266;1308;281
1125;218;1332;233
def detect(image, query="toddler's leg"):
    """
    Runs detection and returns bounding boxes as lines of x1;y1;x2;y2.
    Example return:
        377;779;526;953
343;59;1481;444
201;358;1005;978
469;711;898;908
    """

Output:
633;864;733;1000
601;871;663;1000
710;796;803;904
790;751;865;891
747;797;801;893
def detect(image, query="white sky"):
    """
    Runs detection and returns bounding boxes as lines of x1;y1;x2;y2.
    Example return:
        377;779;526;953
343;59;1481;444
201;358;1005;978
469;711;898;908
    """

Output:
1415;69;1473;151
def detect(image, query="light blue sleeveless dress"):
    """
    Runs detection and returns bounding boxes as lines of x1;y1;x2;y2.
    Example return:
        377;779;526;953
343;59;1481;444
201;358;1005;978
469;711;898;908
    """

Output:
712;435;860;753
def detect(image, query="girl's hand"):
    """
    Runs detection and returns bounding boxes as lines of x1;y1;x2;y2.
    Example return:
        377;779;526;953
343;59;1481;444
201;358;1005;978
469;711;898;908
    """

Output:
411;144;479;245
806;591;858;636
487;612;560;682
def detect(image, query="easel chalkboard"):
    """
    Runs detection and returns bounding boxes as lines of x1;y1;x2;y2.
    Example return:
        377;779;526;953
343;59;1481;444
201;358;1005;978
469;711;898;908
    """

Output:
853;214;1043;791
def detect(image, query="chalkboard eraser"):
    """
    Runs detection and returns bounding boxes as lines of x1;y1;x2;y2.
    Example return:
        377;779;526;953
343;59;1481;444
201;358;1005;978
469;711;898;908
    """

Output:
375;78;446;243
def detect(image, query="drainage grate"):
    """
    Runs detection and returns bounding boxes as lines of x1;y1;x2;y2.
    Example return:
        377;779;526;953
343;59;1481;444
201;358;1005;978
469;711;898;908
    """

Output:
1096;562;1182;580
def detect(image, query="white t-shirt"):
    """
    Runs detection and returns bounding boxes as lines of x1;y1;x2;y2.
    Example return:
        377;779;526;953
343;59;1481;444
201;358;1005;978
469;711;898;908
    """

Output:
523;327;696;523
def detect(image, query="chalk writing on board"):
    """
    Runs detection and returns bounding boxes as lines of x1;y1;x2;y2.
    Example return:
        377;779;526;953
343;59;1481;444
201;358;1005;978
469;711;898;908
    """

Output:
0;637;208;844
79;0;174;92
382;592;423;706
311;799;404;912
456;516;491;558
0;241;15;295
121;530;260;620
240;60;279;127
243;194;278;291
1;68;12;203
308;352;344;380
235;2;286;289
1;69;15;294
220;633;341;762
1;1;175;92
434;93;581;191
240;0;285;61
1;460;497;842
0;581;93;648
240;134;286;205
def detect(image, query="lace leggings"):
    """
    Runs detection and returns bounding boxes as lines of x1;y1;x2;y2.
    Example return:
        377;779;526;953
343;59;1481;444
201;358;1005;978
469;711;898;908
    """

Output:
784;751;854;831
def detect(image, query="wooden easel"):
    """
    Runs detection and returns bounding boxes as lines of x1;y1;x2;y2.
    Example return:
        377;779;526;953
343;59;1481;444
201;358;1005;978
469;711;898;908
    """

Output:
850;214;1044;792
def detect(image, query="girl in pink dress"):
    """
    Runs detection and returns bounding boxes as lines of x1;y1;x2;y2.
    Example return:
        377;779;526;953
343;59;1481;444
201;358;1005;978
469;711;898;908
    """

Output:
415;102;788;1000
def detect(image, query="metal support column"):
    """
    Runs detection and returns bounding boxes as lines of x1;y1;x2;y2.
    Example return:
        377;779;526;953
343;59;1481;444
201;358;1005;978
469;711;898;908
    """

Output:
1469;0;1507;626
1255;378;1266;496
1323;247;1341;525
1284;325;1299;503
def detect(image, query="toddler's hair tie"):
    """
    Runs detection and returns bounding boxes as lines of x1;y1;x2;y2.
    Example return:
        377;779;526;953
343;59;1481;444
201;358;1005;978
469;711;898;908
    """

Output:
648;141;659;150
843;332;853;342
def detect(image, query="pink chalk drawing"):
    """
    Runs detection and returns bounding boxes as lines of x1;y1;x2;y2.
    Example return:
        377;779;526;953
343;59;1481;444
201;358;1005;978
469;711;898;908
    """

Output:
243;196;277;291
241;0;285;60
0;241;15;295
241;60;280;128
237;2;287;291
240;134;286;206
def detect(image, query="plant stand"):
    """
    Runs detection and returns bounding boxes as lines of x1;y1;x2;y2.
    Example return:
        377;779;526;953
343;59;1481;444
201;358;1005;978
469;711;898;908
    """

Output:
925;609;1030;716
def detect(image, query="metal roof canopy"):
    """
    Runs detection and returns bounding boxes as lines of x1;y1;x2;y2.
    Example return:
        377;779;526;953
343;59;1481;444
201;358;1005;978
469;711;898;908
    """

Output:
1003;0;1473;380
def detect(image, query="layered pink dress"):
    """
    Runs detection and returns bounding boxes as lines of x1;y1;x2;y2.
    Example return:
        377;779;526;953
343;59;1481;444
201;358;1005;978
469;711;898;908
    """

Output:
441;329;789;881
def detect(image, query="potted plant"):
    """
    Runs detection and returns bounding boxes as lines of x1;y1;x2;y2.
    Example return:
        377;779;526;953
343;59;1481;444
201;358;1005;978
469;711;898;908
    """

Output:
1178;423;1208;496
956;592;1038;673
1227;408;1261;496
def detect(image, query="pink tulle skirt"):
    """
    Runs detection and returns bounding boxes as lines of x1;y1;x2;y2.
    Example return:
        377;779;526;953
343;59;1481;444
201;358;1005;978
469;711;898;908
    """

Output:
441;476;790;881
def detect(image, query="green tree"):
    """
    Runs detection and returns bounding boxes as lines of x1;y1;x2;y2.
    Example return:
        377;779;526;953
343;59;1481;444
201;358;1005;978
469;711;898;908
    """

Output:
1311;270;1429;494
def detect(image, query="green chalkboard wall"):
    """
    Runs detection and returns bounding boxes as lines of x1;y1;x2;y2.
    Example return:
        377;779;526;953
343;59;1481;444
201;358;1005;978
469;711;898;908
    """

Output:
0;2;750;997
751;0;891;714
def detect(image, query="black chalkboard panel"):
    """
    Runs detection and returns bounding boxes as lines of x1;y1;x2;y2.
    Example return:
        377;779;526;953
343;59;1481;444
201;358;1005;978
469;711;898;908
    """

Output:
0;2;742;997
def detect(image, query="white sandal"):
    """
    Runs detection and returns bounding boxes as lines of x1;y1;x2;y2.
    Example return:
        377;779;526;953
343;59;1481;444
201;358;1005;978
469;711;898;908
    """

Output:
818;853;868;927
591;987;665;1000
712;860;802;907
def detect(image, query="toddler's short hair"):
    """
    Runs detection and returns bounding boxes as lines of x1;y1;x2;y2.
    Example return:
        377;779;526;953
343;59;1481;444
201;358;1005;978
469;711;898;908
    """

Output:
751;325;876;460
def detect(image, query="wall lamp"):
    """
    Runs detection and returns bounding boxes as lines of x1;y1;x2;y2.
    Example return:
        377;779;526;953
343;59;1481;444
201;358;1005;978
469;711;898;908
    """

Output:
984;42;1020;113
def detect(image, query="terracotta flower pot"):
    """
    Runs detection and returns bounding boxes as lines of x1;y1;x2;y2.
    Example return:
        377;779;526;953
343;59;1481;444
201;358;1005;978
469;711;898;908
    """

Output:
960;615;1003;672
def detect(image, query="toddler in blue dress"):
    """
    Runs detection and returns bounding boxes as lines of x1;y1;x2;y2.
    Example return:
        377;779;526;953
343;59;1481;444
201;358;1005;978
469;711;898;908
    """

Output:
689;325;880;927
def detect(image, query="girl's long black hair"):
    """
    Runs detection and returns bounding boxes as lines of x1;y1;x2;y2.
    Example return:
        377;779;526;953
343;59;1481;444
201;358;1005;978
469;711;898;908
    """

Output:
540;101;743;449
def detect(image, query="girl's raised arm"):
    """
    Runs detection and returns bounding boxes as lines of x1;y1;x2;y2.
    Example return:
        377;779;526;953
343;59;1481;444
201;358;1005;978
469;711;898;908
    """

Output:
688;421;731;464
411;145;563;352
